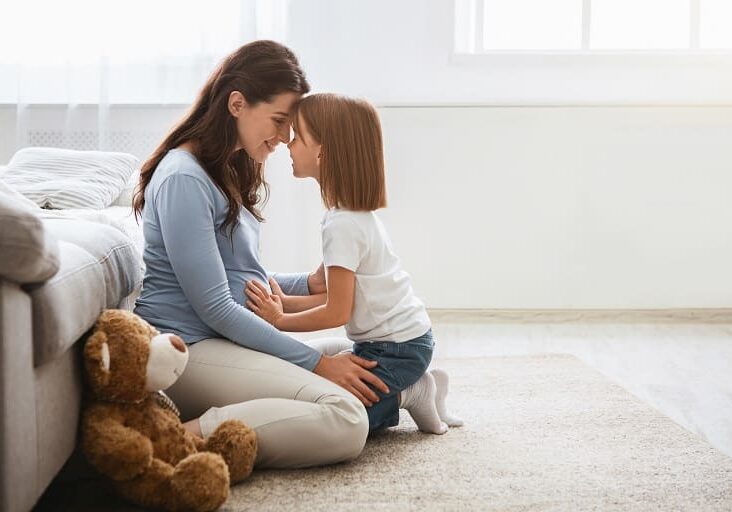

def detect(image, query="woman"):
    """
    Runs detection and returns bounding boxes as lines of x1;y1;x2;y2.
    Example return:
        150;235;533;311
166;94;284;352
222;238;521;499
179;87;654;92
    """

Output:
133;40;388;468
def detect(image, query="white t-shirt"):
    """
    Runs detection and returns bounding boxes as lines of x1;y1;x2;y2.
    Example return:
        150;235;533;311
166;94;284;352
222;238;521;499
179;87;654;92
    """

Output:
321;208;431;343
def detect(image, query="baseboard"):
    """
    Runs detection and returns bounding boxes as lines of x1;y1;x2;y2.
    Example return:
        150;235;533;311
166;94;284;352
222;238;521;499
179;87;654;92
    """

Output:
426;308;732;324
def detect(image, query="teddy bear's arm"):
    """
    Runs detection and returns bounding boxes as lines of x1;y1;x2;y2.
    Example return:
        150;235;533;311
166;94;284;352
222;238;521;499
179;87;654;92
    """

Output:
82;405;155;481
192;433;207;451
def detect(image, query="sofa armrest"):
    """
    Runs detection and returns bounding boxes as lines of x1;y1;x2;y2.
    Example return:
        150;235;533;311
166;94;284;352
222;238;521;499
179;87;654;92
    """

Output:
0;279;39;512
0;191;60;285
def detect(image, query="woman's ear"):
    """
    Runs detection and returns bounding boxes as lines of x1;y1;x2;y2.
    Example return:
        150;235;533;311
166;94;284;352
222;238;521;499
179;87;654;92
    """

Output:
228;91;247;118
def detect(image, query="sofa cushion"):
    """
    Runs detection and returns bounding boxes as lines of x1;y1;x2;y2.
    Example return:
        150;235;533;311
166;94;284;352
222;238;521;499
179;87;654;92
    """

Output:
29;219;143;366
0;189;60;284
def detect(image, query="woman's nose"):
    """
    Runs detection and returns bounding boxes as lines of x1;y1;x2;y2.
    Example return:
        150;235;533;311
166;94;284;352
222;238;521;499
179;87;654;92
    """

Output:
169;334;186;353
278;124;291;144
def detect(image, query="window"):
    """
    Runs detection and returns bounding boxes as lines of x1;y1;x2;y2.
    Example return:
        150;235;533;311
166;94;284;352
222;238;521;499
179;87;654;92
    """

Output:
0;0;287;104
455;0;732;53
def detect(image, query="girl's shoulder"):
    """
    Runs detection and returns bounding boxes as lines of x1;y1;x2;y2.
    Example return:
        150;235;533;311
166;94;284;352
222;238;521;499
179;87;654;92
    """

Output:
326;207;377;221
323;208;375;227
322;209;382;240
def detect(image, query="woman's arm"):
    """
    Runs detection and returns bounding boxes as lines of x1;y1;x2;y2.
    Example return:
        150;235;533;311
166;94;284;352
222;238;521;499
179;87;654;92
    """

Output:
155;174;322;370
246;266;354;332
154;174;388;403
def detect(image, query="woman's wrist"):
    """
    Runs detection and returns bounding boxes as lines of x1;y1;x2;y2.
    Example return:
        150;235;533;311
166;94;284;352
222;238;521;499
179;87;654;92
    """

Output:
306;271;317;295
307;264;327;295
312;353;329;376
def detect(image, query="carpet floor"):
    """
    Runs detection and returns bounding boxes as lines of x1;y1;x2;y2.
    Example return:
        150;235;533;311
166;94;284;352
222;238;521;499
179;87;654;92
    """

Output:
225;355;732;511
38;355;732;511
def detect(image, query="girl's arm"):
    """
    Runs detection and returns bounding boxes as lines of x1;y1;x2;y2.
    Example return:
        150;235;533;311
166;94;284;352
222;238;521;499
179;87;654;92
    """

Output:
268;262;327;297
283;293;327;313
246;266;354;332
265;277;326;313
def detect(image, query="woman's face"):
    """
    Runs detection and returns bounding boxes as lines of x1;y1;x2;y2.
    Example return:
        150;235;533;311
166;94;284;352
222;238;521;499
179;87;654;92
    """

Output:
230;91;300;164
287;113;321;181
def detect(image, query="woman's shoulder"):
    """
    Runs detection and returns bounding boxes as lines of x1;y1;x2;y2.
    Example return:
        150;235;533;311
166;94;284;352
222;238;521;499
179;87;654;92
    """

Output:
147;149;219;203
152;149;211;186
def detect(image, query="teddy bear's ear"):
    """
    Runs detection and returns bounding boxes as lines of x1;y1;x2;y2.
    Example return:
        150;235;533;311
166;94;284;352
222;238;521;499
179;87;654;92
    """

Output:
84;330;111;388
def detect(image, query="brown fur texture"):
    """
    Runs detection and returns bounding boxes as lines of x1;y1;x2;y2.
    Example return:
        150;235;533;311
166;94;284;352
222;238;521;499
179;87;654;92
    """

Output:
81;309;257;512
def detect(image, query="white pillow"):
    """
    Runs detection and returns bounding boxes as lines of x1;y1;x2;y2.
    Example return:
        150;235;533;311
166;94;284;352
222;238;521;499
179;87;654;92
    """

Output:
1;147;138;210
112;168;140;207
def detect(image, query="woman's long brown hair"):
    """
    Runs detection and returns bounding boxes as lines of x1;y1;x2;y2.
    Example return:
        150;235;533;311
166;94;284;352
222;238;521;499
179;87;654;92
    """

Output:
133;40;309;236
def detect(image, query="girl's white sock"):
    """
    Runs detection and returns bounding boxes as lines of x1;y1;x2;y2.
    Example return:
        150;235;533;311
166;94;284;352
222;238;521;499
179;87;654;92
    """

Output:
400;372;448;434
430;368;464;427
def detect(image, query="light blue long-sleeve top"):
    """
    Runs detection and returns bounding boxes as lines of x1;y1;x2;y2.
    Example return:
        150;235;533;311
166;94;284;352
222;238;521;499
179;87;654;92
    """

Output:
133;148;322;370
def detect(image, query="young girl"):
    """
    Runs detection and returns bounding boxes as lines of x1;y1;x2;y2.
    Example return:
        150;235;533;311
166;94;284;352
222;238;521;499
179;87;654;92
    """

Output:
245;93;462;434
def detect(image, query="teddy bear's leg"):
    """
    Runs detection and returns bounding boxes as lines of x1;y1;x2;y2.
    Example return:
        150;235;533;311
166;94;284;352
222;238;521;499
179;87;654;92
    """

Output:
171;452;231;512
112;458;178;511
114;453;229;512
204;419;258;483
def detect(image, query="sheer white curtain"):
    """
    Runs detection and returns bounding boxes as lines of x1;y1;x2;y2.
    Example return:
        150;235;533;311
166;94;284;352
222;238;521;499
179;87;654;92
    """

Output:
0;0;288;156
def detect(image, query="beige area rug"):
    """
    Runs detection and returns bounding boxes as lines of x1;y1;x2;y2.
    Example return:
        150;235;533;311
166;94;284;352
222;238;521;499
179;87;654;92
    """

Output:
38;355;732;511
225;355;732;512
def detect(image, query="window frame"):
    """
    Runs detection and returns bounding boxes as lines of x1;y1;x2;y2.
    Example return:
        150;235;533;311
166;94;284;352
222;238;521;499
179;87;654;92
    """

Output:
454;0;732;54
450;0;732;106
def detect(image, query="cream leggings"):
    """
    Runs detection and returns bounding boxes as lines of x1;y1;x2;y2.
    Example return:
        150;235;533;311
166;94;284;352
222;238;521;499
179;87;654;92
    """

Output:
165;337;363;469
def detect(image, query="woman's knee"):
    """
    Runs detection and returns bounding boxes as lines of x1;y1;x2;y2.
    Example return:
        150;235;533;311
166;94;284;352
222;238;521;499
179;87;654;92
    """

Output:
323;393;369;461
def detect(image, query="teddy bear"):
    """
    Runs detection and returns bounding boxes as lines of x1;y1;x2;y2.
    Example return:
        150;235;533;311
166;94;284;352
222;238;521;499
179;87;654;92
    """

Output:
80;309;257;512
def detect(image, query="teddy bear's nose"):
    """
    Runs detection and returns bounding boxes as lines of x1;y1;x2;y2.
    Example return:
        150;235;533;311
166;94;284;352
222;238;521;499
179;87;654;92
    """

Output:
169;335;186;353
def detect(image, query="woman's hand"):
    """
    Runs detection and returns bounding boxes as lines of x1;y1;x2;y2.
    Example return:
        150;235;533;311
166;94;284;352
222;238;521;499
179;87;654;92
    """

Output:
245;280;284;327
307;263;326;295
313;353;390;407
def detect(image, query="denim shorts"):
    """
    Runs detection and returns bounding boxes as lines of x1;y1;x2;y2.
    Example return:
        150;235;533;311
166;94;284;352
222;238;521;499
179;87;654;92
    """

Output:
353;329;434;432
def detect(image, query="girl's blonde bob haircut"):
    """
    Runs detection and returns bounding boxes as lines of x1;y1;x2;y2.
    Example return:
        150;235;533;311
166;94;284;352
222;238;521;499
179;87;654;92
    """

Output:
292;93;387;211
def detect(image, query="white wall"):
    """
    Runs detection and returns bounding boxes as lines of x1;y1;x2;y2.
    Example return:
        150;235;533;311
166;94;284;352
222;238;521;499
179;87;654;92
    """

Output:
260;105;732;309
2;1;732;309
2;105;731;309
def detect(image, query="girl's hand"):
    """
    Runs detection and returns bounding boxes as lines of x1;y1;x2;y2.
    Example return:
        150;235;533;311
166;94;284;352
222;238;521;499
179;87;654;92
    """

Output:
245;280;284;327
268;277;287;300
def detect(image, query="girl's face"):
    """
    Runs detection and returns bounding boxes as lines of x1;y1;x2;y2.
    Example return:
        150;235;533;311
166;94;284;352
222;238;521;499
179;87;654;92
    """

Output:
230;91;300;164
287;113;322;180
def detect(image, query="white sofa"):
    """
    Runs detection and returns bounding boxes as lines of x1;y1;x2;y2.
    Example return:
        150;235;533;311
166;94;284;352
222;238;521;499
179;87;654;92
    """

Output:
0;166;143;511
